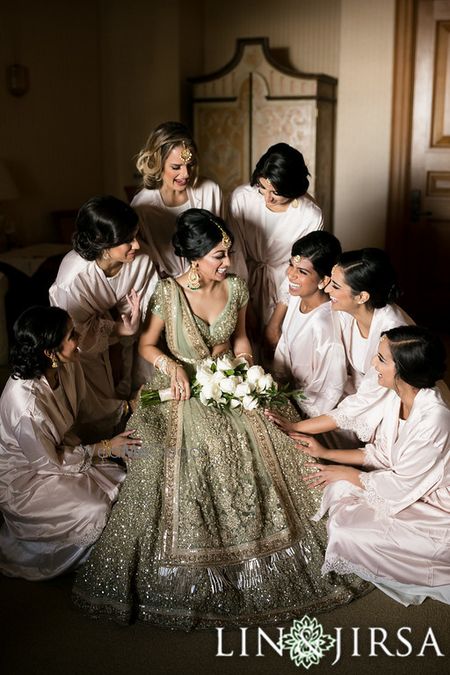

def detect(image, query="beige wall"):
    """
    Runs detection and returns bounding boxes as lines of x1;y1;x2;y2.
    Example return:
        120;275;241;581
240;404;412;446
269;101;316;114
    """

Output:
0;0;103;244
99;0;183;198
1;0;395;249
335;0;395;248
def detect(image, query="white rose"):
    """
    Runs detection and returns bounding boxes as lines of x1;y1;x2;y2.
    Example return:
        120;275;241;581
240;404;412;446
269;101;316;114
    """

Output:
242;394;259;411
255;373;274;392
246;365;266;385
202;382;223;401
235;382;252;398
196;365;214;386
216;355;235;372
219;376;239;394
212;370;226;383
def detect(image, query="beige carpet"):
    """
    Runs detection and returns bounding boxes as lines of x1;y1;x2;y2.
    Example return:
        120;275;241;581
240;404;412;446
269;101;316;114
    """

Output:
1;572;449;675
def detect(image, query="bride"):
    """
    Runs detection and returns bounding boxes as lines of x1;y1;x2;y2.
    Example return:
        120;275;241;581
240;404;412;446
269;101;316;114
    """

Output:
73;208;369;628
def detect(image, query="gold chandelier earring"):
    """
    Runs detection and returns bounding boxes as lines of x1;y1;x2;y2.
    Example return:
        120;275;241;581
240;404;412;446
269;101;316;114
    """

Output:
187;261;201;290
50;353;59;368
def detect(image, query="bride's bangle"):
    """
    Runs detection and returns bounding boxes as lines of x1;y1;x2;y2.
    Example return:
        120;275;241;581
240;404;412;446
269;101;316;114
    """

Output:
153;354;177;376
236;352;254;364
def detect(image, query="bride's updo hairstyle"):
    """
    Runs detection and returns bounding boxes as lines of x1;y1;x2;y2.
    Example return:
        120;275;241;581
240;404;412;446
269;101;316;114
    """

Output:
291;231;342;279
381;325;446;389
172;208;234;261
10;306;70;380
73;195;139;261
337;248;400;309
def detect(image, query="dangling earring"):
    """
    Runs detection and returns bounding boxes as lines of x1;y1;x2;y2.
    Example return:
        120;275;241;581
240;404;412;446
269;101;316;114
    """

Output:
318;282;324;290
291;198;299;208
102;250;110;260
187;261;201;290
50;353;59;369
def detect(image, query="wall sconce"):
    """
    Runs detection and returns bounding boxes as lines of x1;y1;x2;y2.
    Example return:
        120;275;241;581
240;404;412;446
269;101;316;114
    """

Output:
6;64;29;97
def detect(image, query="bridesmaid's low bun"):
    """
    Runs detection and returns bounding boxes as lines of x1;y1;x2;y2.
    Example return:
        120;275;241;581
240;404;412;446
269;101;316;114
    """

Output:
337;248;400;309
10;306;69;380
382;325;446;388
73;196;138;261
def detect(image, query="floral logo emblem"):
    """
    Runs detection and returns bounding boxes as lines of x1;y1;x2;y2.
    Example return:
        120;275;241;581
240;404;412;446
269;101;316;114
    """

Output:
280;615;336;668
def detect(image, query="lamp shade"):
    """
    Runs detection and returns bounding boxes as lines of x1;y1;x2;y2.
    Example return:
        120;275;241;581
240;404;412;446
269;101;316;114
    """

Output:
0;160;19;200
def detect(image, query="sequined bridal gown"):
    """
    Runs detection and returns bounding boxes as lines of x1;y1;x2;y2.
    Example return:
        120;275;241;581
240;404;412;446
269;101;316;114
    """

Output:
73;275;370;628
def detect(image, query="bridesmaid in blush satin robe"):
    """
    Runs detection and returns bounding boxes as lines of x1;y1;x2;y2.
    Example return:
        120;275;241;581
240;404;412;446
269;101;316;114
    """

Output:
267;248;414;447
298;326;450;606
49;196;158;439
228;143;323;332
131;121;247;279
0;307;141;581
272;231;346;418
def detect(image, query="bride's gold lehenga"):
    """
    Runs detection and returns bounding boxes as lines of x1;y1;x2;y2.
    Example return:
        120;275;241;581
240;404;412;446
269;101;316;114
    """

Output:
73;275;370;628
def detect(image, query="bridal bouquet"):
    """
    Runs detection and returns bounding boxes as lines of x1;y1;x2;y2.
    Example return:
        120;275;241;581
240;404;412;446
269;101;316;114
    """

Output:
140;355;303;411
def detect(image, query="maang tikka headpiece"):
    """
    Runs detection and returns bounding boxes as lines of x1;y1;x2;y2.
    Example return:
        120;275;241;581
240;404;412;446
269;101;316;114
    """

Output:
180;141;193;164
211;219;231;249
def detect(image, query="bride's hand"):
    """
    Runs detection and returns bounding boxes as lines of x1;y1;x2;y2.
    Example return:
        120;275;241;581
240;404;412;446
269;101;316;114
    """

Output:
171;365;191;401
264;409;297;434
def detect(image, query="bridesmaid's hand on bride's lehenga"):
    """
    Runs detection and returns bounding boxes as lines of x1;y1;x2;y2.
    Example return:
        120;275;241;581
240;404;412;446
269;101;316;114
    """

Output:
264;409;298;434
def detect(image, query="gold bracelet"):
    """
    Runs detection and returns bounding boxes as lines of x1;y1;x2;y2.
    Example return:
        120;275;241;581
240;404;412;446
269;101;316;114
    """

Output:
98;439;112;461
122;400;130;417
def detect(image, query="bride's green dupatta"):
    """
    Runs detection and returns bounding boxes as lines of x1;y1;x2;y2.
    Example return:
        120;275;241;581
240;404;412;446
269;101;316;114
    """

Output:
163;278;211;368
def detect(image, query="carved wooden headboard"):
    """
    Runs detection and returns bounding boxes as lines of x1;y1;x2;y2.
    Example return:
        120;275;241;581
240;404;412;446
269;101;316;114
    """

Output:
190;37;337;228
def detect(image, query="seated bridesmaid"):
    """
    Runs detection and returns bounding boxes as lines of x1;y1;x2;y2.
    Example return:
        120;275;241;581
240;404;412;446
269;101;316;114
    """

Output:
0;307;141;580
297;326;450;606
50;196;158;438
267;248;413;445
272;231;346;418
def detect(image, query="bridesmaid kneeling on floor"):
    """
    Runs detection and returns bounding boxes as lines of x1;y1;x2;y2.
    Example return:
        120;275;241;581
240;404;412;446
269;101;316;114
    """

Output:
296;325;450;606
0;307;141;580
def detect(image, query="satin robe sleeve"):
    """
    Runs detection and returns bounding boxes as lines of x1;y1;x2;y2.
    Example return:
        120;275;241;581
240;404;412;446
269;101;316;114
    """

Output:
15;412;93;475
50;284;116;354
360;424;448;517
275;308;347;417
299;339;347;417
326;367;390;441
225;193;248;282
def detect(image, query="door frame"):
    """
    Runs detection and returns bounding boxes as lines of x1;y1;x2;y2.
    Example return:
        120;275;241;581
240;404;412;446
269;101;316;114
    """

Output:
386;0;417;280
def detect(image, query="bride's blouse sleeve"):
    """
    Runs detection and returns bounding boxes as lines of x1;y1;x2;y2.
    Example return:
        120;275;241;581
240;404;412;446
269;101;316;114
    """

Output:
232;275;249;309
148;280;166;319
